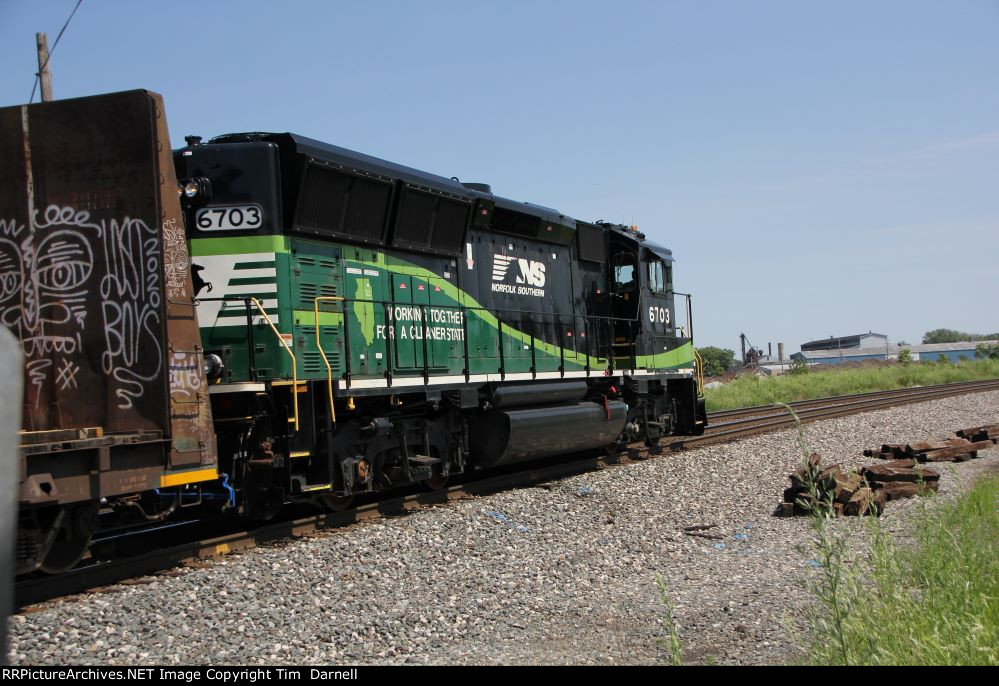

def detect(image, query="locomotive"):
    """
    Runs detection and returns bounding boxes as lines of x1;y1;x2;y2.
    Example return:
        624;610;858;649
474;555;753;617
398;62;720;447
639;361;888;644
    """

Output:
2;90;705;575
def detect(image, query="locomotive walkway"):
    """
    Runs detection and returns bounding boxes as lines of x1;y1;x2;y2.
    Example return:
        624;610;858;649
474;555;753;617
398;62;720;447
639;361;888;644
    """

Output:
14;377;999;608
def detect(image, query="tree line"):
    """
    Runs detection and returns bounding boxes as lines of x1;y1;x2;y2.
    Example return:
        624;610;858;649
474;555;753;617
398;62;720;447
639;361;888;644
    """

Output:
921;329;999;344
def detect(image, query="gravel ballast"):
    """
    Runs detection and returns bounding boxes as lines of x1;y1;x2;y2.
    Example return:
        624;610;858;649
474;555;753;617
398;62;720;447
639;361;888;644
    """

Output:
7;390;999;665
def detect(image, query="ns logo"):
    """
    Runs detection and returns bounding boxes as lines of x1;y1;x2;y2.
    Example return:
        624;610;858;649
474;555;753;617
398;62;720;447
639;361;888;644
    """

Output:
491;254;546;288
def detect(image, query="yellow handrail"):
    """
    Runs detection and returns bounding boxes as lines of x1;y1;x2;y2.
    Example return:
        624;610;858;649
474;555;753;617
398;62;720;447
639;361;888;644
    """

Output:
313;296;345;424
693;348;705;396
249;297;299;431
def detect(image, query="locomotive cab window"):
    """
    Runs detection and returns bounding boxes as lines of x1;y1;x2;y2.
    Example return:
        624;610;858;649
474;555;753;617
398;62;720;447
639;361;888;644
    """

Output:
647;259;666;294
613;253;637;292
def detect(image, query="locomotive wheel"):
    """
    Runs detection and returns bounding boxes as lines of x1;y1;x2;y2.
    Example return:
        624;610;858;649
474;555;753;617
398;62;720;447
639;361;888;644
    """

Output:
39;503;99;575
422;468;449;492
320;494;355;512
603;443;625;461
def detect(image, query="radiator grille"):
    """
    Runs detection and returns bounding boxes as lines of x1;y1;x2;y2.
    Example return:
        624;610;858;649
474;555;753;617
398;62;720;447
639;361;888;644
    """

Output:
292;161;393;243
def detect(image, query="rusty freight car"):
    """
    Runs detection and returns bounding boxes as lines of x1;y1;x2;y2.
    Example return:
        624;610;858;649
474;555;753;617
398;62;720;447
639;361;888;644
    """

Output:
1;91;217;573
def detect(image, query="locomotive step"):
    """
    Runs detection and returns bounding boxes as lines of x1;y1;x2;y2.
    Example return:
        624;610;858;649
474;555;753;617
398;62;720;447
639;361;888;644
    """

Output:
407;455;440;481
408;455;441;466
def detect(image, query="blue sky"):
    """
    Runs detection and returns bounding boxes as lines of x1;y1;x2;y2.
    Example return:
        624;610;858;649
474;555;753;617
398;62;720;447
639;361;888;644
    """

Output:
2;0;997;352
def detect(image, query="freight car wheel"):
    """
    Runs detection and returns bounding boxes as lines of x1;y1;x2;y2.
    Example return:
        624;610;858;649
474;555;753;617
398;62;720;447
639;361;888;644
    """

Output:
320;494;355;512
38;503;99;575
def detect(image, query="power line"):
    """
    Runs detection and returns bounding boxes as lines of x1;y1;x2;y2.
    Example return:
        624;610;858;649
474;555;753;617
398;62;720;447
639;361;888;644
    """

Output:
29;0;84;104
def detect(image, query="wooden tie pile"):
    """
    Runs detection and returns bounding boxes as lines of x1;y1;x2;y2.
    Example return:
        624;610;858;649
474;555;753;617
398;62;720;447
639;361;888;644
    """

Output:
862;424;998;462
776;424;997;518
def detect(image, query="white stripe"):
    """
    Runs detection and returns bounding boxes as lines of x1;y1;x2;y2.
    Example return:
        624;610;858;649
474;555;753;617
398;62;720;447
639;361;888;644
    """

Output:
212;300;280;325
494;372;534;381
196;252;275;270
208;383;266;394
224;283;279;295
347;375;467;389
194;253;277;326
341;369;697;389
228;268;276;279
215;317;281;326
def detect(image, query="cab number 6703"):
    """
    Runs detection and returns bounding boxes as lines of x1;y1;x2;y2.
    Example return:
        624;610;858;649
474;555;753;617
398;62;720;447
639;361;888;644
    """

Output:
649;306;670;324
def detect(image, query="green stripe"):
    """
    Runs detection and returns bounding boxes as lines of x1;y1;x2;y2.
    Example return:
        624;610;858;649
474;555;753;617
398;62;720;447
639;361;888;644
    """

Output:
228;276;278;286
192;234;695;373
189;235;289;256
215;310;281;324
217;306;279;317
634;341;695;369
294;309;344;326
216;291;276;300
234;261;278;270
355;252;695;371
358;253;613;368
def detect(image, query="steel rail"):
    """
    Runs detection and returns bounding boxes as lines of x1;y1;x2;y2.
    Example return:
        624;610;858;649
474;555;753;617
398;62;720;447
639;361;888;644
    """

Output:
706;379;999;422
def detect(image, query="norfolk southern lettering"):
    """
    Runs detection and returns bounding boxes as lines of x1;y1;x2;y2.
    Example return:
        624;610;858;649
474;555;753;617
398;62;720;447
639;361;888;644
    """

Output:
491;254;547;297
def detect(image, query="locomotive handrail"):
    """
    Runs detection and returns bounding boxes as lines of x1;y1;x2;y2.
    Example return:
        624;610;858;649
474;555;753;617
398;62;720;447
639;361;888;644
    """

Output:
248;297;299;431
204;293;689;392
199;294;645;325
694;348;705;395
670;291;694;341
325;296;644;325
329;296;638;382
313;296;345;423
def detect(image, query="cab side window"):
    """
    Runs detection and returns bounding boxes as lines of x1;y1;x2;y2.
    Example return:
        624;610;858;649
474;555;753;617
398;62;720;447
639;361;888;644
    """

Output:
614;253;636;291
647;259;666;294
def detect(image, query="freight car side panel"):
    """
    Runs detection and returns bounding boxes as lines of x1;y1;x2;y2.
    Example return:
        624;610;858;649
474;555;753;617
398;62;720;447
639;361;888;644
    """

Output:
0;94;169;433
1;90;216;495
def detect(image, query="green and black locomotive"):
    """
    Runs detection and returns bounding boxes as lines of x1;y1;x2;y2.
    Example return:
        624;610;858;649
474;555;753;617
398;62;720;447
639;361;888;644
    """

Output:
5;91;705;573
176;131;707;516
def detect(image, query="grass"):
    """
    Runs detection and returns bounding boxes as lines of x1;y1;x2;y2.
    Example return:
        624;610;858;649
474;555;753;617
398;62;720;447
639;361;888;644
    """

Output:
655;574;684;666
655;404;998;666
808;474;999;665
703;358;999;411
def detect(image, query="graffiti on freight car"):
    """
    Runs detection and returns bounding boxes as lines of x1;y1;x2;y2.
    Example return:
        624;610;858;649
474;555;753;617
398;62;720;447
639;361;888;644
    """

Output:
0;205;165;409
0;206;101;404
56;358;80;391
162;217;190;300
168;350;211;432
100;214;164;409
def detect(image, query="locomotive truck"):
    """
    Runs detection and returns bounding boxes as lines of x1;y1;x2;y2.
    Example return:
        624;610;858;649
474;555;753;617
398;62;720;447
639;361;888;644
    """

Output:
1;90;706;575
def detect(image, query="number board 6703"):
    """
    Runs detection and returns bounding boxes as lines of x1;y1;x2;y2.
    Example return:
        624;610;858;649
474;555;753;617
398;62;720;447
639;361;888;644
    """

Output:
195;205;263;231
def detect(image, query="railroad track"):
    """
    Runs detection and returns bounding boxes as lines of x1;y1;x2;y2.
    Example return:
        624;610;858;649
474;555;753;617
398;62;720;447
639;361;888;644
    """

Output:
688;378;999;447
705;379;999;423
16;377;999;608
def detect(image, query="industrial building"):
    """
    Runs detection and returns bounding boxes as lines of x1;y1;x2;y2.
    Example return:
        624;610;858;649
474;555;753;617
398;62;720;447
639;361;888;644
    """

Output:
788;334;997;367
799;332;890;352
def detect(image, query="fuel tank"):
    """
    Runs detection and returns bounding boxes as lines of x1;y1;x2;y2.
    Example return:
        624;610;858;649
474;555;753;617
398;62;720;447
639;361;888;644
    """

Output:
469;400;627;469
490;381;588;409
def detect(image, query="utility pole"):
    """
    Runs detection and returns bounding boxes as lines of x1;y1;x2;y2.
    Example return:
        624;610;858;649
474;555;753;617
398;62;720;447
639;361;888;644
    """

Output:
36;32;53;102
